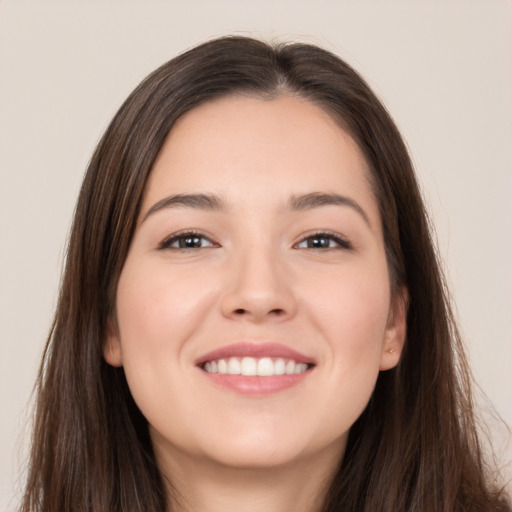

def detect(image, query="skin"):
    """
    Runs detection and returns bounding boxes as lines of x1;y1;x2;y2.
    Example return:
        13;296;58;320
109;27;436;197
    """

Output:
105;94;407;512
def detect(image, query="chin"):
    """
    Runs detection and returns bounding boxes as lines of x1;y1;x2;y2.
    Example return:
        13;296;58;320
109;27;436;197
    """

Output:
201;443;308;470
196;424;348;472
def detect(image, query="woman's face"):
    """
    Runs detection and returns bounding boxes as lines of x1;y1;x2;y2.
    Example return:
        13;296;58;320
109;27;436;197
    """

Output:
106;95;406;472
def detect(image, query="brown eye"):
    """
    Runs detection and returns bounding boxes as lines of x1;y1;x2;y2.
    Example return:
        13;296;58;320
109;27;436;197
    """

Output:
177;235;204;248
158;232;217;250
296;232;352;250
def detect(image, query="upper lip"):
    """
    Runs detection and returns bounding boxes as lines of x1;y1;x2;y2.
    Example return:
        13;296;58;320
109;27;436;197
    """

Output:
195;342;316;366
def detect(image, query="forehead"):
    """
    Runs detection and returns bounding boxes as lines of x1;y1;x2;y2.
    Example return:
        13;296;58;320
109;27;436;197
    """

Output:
144;94;377;218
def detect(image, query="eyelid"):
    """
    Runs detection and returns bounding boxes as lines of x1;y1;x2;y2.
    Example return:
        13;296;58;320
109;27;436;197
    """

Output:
293;230;353;250
157;229;220;251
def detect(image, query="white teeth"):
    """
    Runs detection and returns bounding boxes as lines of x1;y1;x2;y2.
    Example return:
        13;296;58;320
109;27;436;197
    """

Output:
294;363;308;374
257;357;274;376
218;359;228;374
227;357;241;374
285;360;295;375
202;357;310;376
241;357;257;376
274;358;286;375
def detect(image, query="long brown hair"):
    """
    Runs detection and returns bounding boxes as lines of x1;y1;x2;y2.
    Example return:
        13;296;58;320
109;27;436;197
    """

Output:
21;36;510;512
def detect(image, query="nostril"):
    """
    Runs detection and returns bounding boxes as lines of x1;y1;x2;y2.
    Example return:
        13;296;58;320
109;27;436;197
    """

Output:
232;307;284;316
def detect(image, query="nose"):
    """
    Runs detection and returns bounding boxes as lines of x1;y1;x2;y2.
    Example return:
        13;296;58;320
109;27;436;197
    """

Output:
220;245;297;323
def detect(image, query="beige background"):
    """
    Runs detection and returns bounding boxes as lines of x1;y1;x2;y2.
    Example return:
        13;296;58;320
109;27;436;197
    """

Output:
1;1;511;509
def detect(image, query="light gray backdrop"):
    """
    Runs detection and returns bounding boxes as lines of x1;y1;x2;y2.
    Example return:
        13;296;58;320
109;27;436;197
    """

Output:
1;1;511;510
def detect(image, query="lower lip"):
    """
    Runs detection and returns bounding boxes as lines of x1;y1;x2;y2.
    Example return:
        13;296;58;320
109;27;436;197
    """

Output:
200;370;312;395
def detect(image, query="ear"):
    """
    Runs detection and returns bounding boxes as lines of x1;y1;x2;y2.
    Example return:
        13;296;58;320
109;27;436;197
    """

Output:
103;321;123;367
379;286;408;371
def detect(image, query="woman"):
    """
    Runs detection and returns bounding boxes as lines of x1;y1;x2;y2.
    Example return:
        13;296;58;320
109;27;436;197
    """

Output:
21;36;510;511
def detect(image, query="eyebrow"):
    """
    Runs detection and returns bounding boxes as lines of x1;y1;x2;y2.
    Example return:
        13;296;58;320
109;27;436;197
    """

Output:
141;193;226;222
289;192;371;226
142;191;370;226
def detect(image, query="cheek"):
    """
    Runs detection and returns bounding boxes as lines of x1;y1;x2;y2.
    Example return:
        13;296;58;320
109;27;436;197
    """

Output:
117;261;215;349
307;268;390;431
114;260;222;435
301;260;391;383
307;260;390;337
114;260;219;399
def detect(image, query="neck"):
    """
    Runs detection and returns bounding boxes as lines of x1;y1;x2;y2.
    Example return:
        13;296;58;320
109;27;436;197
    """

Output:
155;443;344;512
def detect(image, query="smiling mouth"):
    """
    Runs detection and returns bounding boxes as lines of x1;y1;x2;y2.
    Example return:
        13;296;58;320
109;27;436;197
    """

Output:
201;357;313;376
196;342;316;394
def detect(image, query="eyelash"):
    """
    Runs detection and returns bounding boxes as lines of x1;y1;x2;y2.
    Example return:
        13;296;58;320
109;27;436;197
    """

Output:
294;231;353;251
157;230;352;252
157;230;218;251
